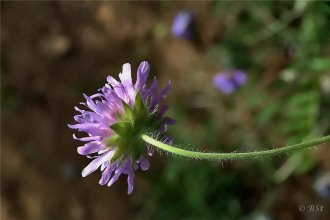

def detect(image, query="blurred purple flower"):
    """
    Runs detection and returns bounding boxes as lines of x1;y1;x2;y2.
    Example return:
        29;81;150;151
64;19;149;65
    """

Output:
213;70;247;94
68;62;174;194
314;173;330;200
171;11;195;39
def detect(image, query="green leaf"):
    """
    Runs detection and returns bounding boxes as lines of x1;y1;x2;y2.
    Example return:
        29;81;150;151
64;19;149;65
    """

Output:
310;58;330;71
294;152;317;174
286;91;318;107
256;101;279;126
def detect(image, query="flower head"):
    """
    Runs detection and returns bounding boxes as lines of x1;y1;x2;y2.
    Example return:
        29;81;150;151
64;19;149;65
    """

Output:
68;61;174;194
171;11;195;39
213;70;247;94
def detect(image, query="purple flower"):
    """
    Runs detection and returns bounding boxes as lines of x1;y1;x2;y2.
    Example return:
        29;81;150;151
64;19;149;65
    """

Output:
314;173;330;200
171;11;195;39
213;70;247;94
68;62;174;194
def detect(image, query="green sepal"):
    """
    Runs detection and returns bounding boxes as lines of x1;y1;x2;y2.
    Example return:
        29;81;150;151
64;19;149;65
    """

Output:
108;92;168;162
111;145;126;162
133;92;147;118
131;92;150;127
107;134;120;146
110;121;132;137
120;101;133;121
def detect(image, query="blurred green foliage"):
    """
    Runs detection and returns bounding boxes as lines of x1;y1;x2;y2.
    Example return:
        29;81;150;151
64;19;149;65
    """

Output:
137;1;330;219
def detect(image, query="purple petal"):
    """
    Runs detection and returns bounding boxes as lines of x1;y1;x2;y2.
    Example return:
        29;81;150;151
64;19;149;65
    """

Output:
139;156;150;171
101;85;112;95
158;105;169;118
107;76;130;104
74;115;84;123
120;63;133;85
135;61;150;90
94;101;115;124
164;117;176;125
74;106;86;113
85;127;110;137
165;137;174;145
68;123;110;137
83;94;98;112
102;86;119;103
72;134;101;142
147;147;155;156
68;123;98;130
100;161;109;171
232;70;247;85
77;141;103;155
107;168;122;187
82;112;103;123
144;77;158;99
94;100;110;114
158;118;175;133
107;157;133;187
101;89;123;112
99;162;118;185
213;74;236;94
82;150;114;177
107;157;136;194
126;169;135;194
171;11;194;38
119;63;136;102
213;70;247;94
159;124;168;133
121;158;135;194
90;93;103;99
151;81;172;106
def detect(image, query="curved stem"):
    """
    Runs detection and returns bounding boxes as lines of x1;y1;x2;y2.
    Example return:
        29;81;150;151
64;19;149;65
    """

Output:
141;134;330;160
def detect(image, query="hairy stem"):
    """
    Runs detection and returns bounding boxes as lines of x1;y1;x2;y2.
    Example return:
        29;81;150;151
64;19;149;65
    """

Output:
141;134;330;160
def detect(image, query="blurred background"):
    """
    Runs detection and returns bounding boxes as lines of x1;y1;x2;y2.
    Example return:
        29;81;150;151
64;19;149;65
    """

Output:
1;1;330;220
